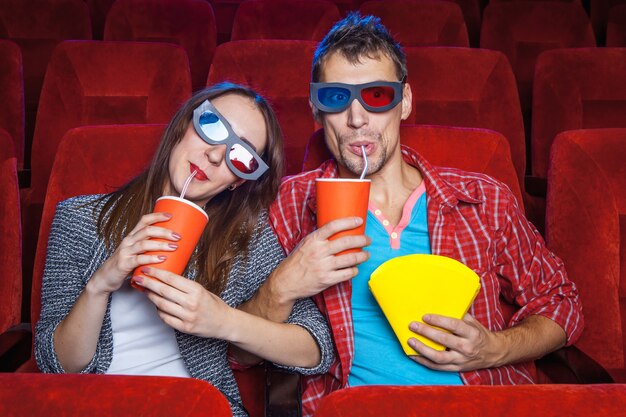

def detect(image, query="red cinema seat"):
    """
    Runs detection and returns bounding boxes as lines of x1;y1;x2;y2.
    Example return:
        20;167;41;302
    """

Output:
0;374;232;417
105;0;217;92
29;125;164;341
532;48;626;181
546;128;626;382
0;40;24;168
231;0;341;41
26;40;191;214
312;385;626;417
481;1;595;141
403;47;526;193
0;143;21;335
607;4;626;46
207;40;318;175
303;125;523;207
0;0;91;162
359;0;469;47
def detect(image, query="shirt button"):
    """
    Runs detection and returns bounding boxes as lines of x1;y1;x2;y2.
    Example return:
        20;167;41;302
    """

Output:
391;232;398;239
382;220;390;226
374;210;382;216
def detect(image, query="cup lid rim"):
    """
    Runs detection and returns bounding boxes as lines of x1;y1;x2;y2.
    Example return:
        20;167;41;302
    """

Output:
156;196;209;220
316;178;371;182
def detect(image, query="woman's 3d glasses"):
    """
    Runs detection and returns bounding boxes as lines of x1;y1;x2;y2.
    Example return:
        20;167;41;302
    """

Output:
192;99;269;181
310;81;404;113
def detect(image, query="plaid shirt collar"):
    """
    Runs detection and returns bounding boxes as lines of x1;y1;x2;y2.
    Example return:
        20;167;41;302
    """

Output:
305;145;482;216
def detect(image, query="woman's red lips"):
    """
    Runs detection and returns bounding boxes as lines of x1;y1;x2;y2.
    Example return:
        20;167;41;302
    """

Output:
190;163;208;181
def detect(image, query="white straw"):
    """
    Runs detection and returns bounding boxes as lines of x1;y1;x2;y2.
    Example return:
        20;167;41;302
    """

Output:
359;145;368;180
180;170;197;199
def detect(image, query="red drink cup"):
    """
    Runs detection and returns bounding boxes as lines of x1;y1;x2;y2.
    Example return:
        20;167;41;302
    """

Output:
132;196;208;285
316;178;371;254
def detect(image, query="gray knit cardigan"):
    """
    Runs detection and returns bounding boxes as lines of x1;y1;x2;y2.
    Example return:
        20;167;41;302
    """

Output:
35;195;334;417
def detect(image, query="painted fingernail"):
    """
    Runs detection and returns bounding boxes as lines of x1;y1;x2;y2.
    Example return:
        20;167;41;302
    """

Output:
410;322;419;332
422;314;431;322
164;213;173;218
133;276;144;284
172;233;182;240
157;255;167;261
141;267;150;274
168;243;178;249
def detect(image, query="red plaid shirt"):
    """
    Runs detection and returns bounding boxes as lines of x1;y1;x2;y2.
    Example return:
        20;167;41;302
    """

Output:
269;146;583;417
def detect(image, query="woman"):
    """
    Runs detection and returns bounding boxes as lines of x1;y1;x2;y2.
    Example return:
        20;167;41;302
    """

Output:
35;83;334;417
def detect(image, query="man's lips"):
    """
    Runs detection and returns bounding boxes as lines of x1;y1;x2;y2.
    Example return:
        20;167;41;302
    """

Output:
347;142;375;156
190;163;208;181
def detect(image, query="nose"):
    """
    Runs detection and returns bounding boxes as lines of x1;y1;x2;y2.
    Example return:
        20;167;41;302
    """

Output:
205;143;227;166
346;97;369;129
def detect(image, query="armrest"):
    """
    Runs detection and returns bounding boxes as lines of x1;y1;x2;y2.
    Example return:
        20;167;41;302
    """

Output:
536;345;614;384
265;363;302;417
0;323;32;372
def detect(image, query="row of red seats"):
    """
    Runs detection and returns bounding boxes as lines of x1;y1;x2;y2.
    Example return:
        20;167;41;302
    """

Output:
1;374;626;417
2;0;625;154
1;124;625;414
2;40;624;209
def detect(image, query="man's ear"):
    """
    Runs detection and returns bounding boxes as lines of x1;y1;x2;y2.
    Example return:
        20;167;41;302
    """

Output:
310;99;323;124
400;82;413;121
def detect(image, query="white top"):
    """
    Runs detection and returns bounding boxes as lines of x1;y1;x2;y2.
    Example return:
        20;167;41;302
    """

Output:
106;280;191;377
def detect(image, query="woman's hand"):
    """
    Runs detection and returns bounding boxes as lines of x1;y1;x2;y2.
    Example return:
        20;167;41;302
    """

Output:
133;267;234;340
89;212;181;295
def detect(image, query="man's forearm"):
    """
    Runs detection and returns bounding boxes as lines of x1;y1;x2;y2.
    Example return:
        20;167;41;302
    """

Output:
495;315;567;367
239;271;296;323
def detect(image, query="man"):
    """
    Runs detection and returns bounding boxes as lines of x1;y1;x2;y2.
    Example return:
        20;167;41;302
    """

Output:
241;12;583;416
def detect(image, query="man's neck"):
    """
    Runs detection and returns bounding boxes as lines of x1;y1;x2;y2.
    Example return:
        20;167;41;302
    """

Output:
367;152;423;226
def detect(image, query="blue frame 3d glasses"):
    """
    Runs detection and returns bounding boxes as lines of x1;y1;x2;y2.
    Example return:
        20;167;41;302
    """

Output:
192;99;269;181
310;81;404;113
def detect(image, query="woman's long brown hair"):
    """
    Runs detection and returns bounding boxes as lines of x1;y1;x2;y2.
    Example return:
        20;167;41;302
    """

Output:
96;83;284;294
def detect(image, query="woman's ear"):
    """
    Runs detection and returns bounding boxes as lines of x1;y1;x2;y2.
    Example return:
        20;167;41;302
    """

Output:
229;178;246;191
400;83;413;121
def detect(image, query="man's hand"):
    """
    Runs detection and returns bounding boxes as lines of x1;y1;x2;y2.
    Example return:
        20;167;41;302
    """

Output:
407;314;567;373
407;313;505;372
269;216;371;304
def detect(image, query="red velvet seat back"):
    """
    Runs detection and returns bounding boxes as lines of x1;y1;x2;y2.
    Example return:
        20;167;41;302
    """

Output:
0;374;231;416
31;125;164;329
104;0;217;92
29;40;191;206
231;0;341;41
546;128;626;376
608;4;626;46
0;40;24;168
0;143;21;333
403;47;525;190
313;384;626;417
207;40;318;175
303;125;524;207
0;0;91;151
359;0;469;47
532;48;626;179
481;2;595;123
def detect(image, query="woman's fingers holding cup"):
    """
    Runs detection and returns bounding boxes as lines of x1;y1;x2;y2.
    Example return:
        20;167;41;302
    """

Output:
128;211;172;236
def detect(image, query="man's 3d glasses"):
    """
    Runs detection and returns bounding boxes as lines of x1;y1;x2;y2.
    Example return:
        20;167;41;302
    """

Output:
310;81;404;113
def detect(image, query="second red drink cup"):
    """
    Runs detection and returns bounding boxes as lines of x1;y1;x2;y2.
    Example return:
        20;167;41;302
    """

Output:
316;178;371;254
132;196;208;285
